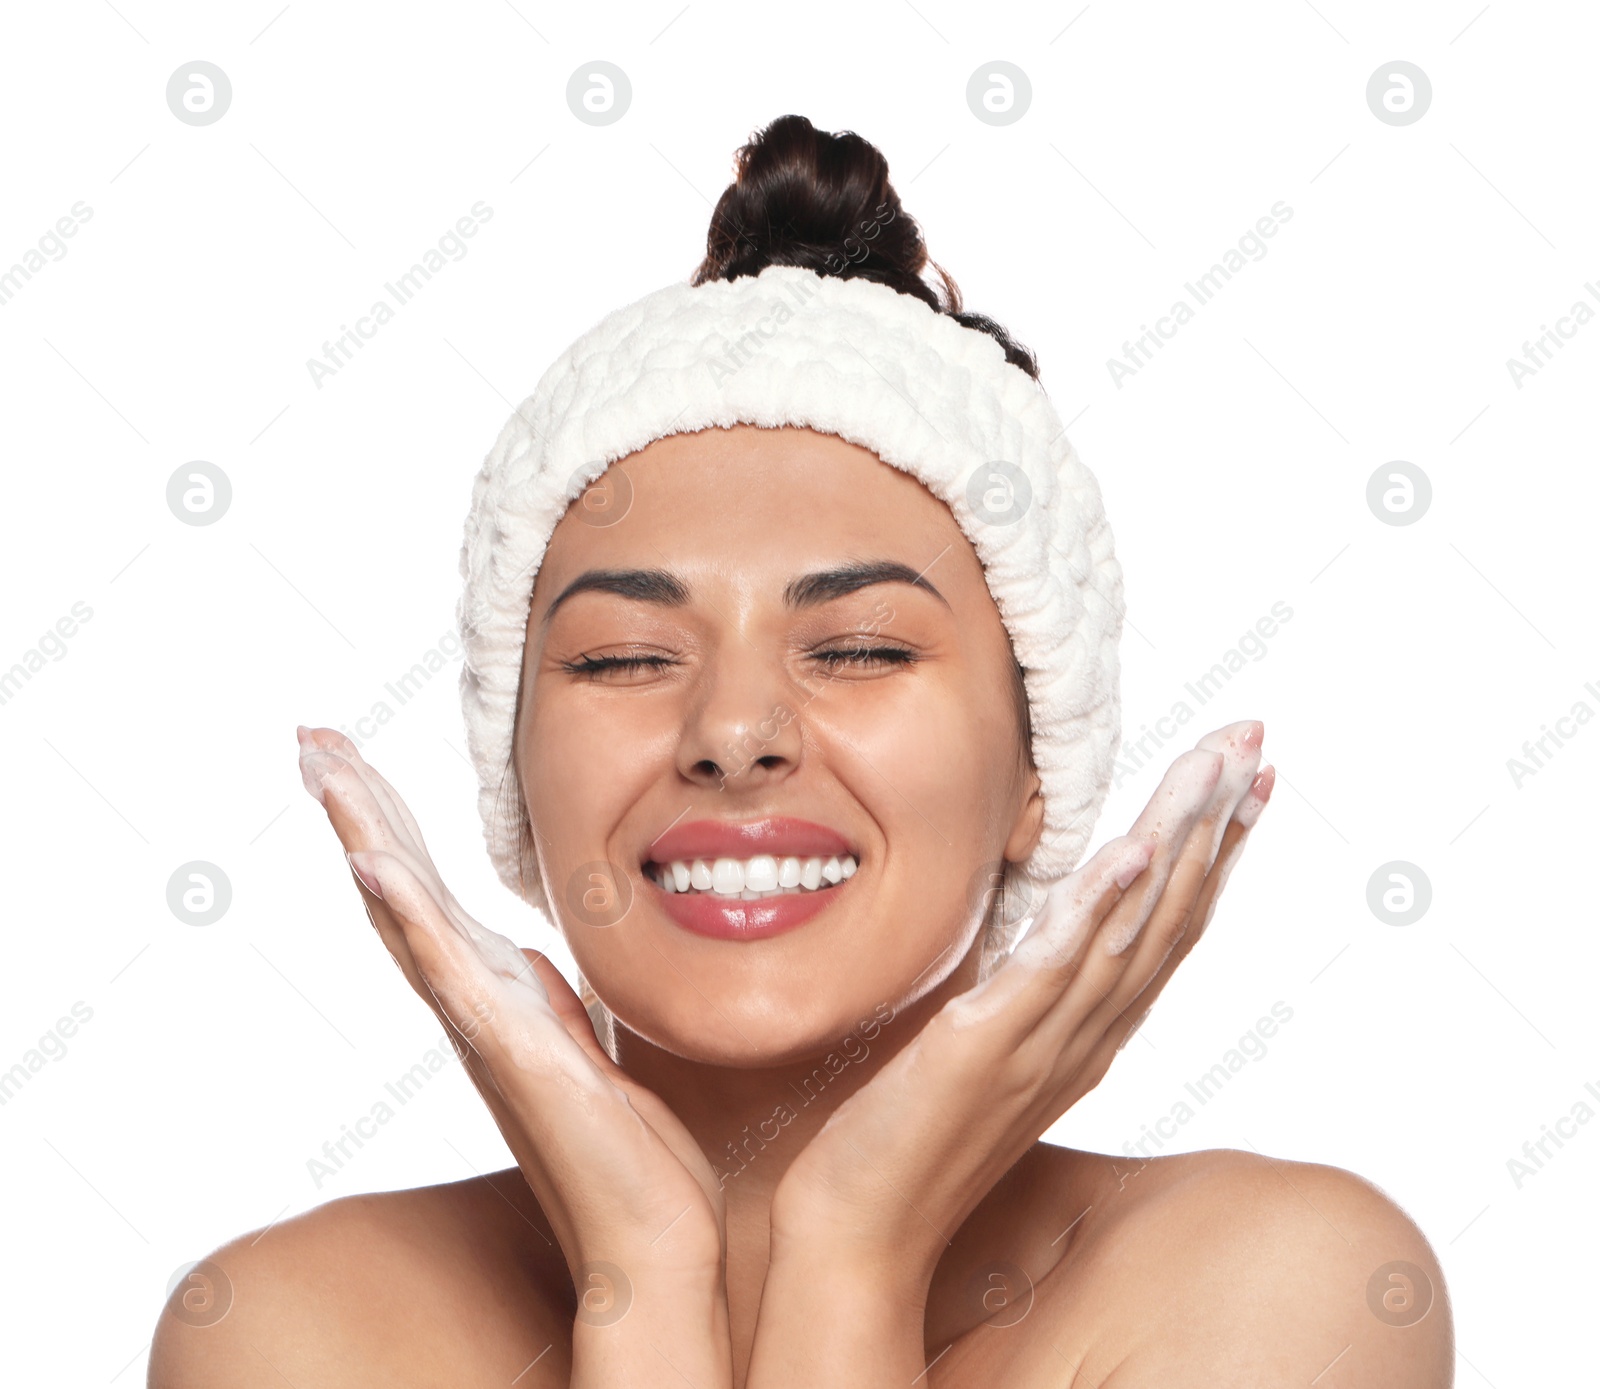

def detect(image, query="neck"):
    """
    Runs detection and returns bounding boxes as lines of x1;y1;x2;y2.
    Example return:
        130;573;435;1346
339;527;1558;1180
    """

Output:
605;935;987;1347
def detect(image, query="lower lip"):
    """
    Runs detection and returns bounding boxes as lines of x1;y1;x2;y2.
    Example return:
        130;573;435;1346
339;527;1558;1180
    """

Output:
648;875;850;940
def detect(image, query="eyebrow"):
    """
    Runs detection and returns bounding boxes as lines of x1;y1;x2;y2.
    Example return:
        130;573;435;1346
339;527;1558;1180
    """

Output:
540;559;948;627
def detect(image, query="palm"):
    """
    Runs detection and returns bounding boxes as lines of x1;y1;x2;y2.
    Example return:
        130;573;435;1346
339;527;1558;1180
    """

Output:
299;726;726;1271
768;724;1271;1265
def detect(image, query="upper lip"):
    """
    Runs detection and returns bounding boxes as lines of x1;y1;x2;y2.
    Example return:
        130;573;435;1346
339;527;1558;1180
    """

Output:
644;816;857;867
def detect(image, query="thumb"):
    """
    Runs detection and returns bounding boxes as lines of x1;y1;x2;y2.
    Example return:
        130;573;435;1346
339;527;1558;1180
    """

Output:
519;948;614;1072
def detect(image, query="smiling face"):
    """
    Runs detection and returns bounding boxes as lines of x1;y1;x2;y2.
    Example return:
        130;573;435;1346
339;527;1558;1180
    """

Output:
512;424;1043;1065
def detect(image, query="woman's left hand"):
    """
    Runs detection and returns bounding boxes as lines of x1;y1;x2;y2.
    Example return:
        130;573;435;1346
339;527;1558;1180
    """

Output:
764;719;1274;1293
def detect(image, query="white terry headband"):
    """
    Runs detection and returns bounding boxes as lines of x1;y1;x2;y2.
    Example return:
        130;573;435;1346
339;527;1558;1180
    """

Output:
456;263;1125;947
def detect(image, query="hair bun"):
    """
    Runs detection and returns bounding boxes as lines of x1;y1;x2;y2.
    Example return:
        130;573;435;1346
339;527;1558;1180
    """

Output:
692;114;1039;379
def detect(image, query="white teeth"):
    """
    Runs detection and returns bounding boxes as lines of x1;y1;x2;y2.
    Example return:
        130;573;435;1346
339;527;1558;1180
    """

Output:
745;855;779;892
651;853;858;897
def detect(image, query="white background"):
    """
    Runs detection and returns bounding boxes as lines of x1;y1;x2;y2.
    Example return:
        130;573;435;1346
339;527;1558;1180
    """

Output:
1;1;1593;1382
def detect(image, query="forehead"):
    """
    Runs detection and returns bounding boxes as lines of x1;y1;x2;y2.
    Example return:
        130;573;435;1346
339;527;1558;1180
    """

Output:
536;424;979;589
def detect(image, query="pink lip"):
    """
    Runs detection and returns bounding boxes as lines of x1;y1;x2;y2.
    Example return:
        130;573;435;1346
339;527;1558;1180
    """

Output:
651;884;846;941
645;816;855;867
641;816;860;943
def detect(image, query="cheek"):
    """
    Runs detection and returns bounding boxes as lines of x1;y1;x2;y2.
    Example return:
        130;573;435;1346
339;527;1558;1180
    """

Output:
811;675;1017;865
520;691;671;892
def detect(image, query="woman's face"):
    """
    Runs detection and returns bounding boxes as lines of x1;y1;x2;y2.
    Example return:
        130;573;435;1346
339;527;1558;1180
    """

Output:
515;424;1043;1065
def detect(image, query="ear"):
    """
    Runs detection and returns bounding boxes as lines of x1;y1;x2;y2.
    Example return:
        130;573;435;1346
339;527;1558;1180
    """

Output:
1004;764;1046;863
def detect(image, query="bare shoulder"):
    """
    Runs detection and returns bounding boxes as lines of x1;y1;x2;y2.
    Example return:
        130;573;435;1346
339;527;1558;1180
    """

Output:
148;1171;573;1389
1035;1146;1454;1388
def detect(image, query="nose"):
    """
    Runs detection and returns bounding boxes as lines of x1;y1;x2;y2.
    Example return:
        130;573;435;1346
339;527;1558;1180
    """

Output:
675;642;803;792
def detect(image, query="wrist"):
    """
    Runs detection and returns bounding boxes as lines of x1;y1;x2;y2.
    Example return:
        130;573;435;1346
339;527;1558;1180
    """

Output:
569;1245;726;1311
767;1198;939;1305
766;1224;934;1311
572;1211;726;1285
568;1257;732;1389
747;1239;930;1389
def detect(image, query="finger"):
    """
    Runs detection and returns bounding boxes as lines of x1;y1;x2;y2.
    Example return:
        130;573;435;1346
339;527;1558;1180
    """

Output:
503;951;727;1220
1096;721;1262;962
347;849;608;1090
353;845;545;1001
307;744;565;1109
301;746;443;997
950;835;1154;1046
1110;764;1275;1043
1112;819;1251;1052
346;855;435;996
1063;810;1267;1103
345;839;548;1079
300;742;682;1230
300;727;432;865
519;946;619;1076
1088;744;1228;960
1016;727;1256;1064
1026;813;1266;1120
1024;836;1157;976
305;748;545;1043
300;745;410;860
300;744;491;964
1180;718;1266;872
306;741;485;937
347;849;714;1243
941;747;1224;1063
1084;728;1264;1035
347;849;673;1262
1233;763;1275;834
344;845;540;1136
318;728;436;866
1014;748;1226;1060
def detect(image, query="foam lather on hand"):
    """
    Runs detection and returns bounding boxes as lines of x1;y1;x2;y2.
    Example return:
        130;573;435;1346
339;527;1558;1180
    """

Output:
455;264;1125;963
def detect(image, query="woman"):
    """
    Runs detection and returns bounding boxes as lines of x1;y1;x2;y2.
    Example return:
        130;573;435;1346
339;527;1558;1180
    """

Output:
151;115;1452;1387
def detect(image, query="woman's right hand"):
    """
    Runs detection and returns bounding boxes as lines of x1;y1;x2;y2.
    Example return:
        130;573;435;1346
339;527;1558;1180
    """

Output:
295;726;732;1386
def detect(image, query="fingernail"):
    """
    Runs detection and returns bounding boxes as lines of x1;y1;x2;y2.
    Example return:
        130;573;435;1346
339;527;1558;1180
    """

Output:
1242;720;1265;751
1235;765;1275;830
296;725;313;749
347;852;384;899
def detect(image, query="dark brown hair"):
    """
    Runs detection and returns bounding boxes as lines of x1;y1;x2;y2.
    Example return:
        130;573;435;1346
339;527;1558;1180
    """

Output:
691;113;1040;379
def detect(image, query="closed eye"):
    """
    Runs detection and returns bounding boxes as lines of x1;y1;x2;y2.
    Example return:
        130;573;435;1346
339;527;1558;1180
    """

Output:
809;645;918;670
560;646;918;679
560;653;675;678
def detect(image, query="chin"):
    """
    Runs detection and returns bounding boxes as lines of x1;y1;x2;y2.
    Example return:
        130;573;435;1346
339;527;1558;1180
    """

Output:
596;973;879;1067
588;924;969;1073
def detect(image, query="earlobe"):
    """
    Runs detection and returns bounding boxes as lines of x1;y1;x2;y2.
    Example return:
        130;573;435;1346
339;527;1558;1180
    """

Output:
1004;772;1046;863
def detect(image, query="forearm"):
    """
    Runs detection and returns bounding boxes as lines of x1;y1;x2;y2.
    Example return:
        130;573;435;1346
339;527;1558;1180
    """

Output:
569;1259;733;1389
744;1240;932;1389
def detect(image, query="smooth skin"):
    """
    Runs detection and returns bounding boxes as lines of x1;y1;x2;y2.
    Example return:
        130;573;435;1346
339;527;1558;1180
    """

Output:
150;426;1452;1388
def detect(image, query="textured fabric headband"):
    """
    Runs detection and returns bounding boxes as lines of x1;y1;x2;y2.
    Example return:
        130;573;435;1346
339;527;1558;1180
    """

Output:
456;263;1125;949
